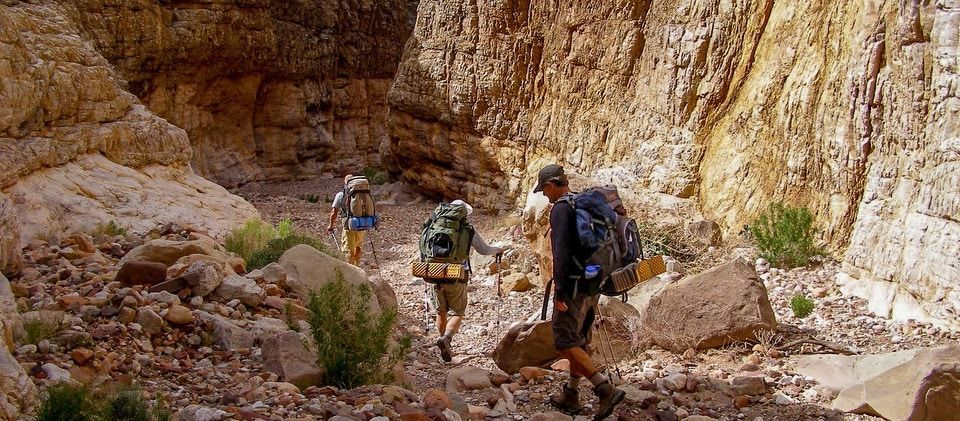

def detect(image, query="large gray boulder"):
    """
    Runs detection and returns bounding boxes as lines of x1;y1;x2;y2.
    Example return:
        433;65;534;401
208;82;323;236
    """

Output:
278;245;382;313
120;238;231;267
262;331;323;390
0;274;20;351
641;258;777;351
795;348;923;393
493;321;557;375
830;346;960;420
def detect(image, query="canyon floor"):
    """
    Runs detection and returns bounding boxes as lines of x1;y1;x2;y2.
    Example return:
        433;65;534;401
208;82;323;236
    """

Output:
236;178;958;420
7;178;956;421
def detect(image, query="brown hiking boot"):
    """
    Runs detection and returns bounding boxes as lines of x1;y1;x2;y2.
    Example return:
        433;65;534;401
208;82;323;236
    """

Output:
593;381;626;420
549;386;583;415
436;336;453;362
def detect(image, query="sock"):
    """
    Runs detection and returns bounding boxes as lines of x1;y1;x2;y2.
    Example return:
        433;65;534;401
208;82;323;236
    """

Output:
567;376;581;389
442;333;452;342
588;371;609;387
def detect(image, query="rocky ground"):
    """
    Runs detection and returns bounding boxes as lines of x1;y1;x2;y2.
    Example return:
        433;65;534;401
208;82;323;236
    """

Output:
2;177;957;421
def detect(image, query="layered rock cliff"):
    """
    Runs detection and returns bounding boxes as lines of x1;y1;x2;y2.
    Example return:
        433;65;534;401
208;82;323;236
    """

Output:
388;0;959;327
60;0;414;186
0;1;258;273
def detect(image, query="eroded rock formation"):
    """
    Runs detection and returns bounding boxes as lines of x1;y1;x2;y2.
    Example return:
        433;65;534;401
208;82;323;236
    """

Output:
61;0;414;186
0;1;258;271
389;1;959;327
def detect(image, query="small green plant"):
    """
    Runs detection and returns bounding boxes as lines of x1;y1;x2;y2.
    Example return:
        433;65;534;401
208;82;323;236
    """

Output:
93;221;127;237
247;234;333;270
37;383;101;421
749;202;822;268
23;317;59;345
306;272;411;389
299;194;321;203
790;294;815;319
275;218;294;239
224;219;277;262
361;166;390;185
38;384;170;421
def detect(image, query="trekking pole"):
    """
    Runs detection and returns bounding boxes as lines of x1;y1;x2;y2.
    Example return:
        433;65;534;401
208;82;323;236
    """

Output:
495;253;503;330
368;235;384;279
595;306;623;385
329;228;343;255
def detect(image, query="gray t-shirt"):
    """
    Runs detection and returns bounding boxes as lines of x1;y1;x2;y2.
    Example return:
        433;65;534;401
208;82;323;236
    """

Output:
331;191;345;213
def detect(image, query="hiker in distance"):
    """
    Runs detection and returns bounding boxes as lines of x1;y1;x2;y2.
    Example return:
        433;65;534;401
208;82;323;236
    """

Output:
534;164;627;420
417;199;505;362
327;174;378;266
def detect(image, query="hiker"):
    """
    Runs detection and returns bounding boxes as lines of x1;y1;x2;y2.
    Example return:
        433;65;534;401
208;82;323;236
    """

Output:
419;199;504;362
534;164;626;420
327;174;378;266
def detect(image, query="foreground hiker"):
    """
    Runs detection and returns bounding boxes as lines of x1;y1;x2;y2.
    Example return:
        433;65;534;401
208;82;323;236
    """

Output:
416;199;504;362
534;164;626;420
327;174;378;265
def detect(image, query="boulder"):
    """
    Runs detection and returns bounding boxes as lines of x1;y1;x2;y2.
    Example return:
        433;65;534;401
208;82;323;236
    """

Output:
260;263;287;286
206;315;255;351
446;366;494;392
177;405;229;421
832;346;960;420
499;273;532;295
0;318;36;418
686;220;721;247
115;261;168;287
795;348;922;393
492;321;558;375
0;274;21;351
251;317;291;340
730;376;767;396
278;245;380;313
136;308;165;335
215;275;265;307
0;195;22;276
175;260;232;297
164;305;194;325
262;331;323;389
641;258;776;351
371;279;399;314
120;238;230;267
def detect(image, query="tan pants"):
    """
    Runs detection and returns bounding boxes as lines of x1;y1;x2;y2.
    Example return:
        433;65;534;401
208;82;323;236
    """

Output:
341;229;365;266
435;282;468;316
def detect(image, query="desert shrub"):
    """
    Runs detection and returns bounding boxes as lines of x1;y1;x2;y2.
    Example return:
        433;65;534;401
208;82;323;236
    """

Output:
37;384;101;421
361;166;390;185
790;294;815;319
93;221;127;237
306;272;411;388
247;234;333;270
224;219;276;262
38;384;169;421
749;202;821;268
275;219;294;239
23;317;59;345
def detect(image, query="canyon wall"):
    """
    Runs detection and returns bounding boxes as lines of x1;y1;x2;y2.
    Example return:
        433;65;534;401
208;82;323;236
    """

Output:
0;1;258;273
60;0;414;187
388;0;959;327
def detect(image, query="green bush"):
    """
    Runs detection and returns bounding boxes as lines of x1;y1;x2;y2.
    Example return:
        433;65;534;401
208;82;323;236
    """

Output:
93;221;127;237
361;166;390;185
749;202;821;268
38;384;100;421
247;234;334;270
224;219;276;262
23;317;59;345
306;272;411;389
790;294;815;319
38;384;169;421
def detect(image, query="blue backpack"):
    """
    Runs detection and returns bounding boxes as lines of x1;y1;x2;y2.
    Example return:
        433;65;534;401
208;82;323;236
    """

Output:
559;186;642;295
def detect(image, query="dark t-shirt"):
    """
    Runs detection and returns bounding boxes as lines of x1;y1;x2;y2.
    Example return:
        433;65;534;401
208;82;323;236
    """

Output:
550;195;596;299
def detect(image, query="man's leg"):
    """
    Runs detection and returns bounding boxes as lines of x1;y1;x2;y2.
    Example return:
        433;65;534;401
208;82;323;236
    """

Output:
437;283;466;362
436;312;448;335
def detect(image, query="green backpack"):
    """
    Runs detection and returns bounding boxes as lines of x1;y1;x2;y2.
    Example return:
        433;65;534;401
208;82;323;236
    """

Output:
419;202;475;264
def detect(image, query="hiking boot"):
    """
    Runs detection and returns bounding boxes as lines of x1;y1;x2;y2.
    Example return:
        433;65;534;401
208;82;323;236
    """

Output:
593;381;626;421
436;336;453;362
549;386;582;415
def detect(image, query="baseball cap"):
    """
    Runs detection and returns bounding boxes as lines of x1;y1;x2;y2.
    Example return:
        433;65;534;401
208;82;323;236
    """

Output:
533;164;566;193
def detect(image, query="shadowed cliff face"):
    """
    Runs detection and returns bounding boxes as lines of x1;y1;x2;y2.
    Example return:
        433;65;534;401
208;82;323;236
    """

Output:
61;0;415;187
388;0;959;327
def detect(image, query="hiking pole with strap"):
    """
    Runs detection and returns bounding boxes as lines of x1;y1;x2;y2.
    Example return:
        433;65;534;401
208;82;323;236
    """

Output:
540;278;553;321
329;228;343;255
595;305;623;385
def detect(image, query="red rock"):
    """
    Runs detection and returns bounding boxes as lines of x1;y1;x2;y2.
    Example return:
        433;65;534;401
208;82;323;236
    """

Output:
519;366;551;381
115;261;168;287
70;348;95;365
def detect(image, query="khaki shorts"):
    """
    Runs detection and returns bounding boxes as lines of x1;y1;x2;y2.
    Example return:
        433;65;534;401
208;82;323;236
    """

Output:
435;282;467;317
341;229;365;263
